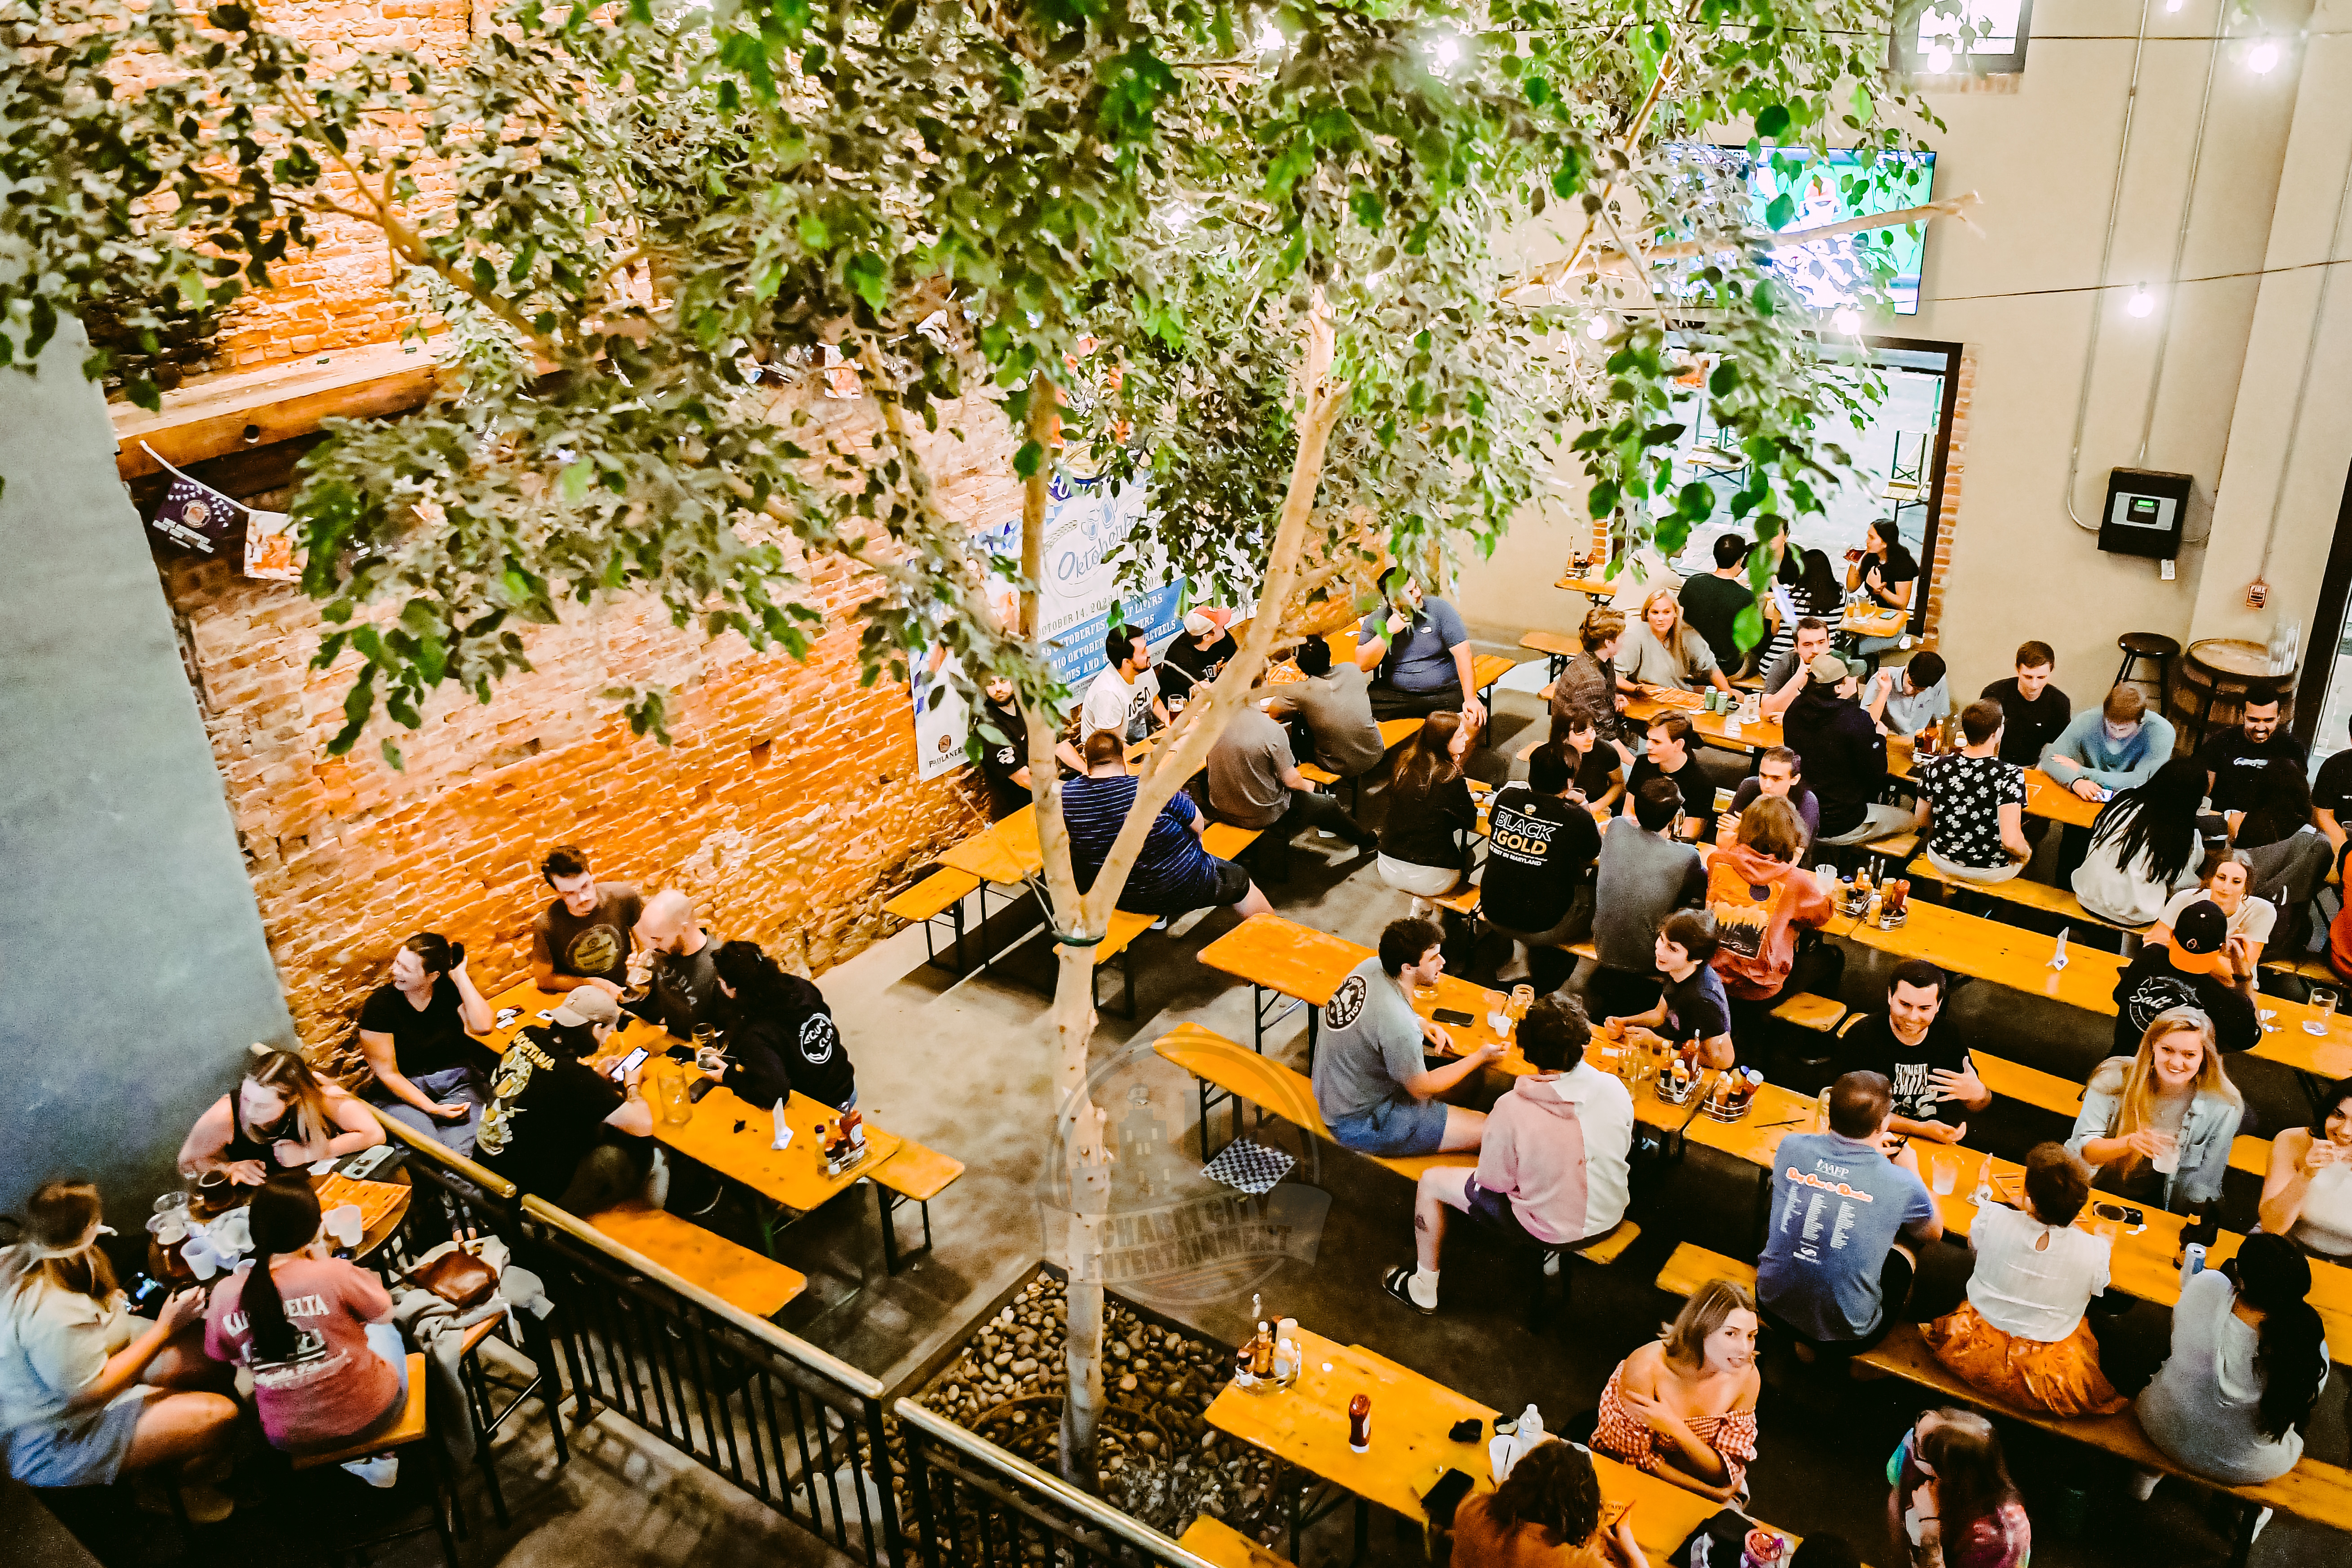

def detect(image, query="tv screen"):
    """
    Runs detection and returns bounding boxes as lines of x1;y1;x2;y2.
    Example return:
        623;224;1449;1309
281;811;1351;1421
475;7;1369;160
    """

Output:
1742;148;1937;316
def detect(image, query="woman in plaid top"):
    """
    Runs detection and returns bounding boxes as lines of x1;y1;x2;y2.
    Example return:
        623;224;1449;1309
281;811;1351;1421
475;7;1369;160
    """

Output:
1589;1279;1761;1503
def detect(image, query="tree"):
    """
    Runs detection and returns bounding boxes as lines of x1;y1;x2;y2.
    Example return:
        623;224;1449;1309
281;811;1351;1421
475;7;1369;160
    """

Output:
6;0;1969;1485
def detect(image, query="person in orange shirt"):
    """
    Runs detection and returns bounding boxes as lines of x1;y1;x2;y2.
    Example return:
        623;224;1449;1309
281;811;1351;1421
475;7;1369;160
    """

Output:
1450;1438;1648;1568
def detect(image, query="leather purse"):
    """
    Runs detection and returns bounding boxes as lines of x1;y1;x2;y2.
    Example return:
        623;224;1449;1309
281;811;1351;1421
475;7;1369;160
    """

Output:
406;1246;498;1310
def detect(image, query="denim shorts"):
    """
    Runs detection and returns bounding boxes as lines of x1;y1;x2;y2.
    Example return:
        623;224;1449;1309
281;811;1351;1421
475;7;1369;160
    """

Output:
1325;1095;1448;1157
9;1385;160;1488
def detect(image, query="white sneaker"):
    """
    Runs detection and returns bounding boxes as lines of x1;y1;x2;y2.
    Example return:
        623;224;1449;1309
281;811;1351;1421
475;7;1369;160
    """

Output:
1410;897;1432;920
1541;1250;1562;1278
342;1453;400;1489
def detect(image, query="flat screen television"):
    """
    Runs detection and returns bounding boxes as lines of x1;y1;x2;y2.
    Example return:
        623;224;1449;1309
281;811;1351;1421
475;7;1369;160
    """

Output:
1739;147;1938;316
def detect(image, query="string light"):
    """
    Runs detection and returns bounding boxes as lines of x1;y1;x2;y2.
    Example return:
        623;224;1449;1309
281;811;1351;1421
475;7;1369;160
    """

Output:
1585;314;1612;341
2127;285;2155;317
2249;40;2280;72
1926;44;1953;71
1255;20;1286;53
1831;307;1863;334
1426;31;1463;71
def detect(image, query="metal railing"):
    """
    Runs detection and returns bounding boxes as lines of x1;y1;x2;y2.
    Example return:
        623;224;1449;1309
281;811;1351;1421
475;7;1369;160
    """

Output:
895;1399;1220;1568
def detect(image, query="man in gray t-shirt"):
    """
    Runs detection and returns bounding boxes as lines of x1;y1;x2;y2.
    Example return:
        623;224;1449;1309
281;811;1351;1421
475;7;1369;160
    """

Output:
1207;705;1375;846
1267;639;1385;777
1588;783;1706;1020
1311;919;1500;1158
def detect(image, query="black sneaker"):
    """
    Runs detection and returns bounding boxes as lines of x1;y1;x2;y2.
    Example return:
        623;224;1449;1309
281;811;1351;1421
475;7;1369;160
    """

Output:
1381;1264;1436;1316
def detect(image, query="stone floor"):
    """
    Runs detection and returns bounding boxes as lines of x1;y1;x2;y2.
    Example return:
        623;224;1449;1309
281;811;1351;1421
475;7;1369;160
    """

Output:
47;658;2352;1568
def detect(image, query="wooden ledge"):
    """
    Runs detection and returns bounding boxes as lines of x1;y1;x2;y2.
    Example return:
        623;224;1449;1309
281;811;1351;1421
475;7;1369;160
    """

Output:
111;337;448;480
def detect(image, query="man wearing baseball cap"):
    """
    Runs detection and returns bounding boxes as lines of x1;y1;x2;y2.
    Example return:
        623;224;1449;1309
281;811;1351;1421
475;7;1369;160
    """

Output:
1160;609;1238;705
2114;900;2260;1057
476;986;665;1212
1782;651;1907;847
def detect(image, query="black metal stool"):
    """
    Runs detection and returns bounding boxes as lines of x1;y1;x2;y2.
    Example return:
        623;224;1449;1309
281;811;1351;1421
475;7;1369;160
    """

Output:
2114;632;2179;697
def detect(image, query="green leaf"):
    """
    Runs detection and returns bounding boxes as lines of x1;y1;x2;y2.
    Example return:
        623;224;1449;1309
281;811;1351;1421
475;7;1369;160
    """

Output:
1755;104;1791;140
1765;193;1795;231
561;461;592;503
382;739;406;771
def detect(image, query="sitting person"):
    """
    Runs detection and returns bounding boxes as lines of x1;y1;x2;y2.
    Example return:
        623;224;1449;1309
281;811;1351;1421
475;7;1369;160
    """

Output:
2042;684;2176;801
1206;698;1375;851
1758;615;1833;722
2149;851;2274;971
1600;910;1735;1070
1619;713;1715;842
1783;654;1908;847
530;843;641;996
2071;756;2209;926
713;940;857;1111
1263;635;1385;780
1079;626;1167;743
2110;900;2259;1056
1157;609;1236;706
630;889;724;1038
1356;569;1486;728
1677;533;1758;675
1376;712;1479;909
1885;1410;2030;1568
1451;1436;1649;1568
474;988;664;1212
356;933;493;1153
1481;745;1604;994
2196;684;2304;817
1586;780;1706;1022
1845;518;1920;666
1841;961;1987;1145
1310;917;1497;1157
1590;1279;1760;1502
1549;606;1633;749
2258;1073;2352;1262
1871;650;1949;739
1551;703;1628;813
2134;1233;2328;1490
1921;1143;2126;1416
1981;641;2072;770
0;1182;236;1515
2069;1005;2245;1215
2232;761;2333;950
1705;796;1835;1038
179;1047;384;1185
975;673;1085;820
1756;1070;1942;1356
1062;731;1271;918
1909;699;2029;884
1384;996;1630;1314
1617;588;1734;696
1716;745;1818;850
202;1176;407;1462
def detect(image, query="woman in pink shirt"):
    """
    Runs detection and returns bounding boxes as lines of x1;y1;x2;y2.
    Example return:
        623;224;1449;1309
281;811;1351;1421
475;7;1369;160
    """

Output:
203;1178;405;1457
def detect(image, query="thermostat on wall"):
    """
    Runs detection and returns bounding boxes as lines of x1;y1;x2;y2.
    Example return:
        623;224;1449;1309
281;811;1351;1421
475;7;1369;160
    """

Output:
2098;468;2193;560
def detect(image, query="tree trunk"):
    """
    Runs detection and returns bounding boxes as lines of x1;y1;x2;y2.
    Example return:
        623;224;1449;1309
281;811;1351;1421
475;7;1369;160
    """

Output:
1018;307;1352;1487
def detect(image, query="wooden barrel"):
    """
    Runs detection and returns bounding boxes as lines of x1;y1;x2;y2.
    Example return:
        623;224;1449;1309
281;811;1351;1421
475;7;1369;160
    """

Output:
2169;637;2296;751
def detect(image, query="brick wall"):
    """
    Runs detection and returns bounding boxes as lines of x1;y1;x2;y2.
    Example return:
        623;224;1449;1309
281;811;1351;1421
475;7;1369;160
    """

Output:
161;393;1013;1051
1916;346;1973;651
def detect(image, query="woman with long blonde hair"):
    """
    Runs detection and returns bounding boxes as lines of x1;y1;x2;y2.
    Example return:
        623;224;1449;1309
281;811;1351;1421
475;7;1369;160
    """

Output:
178;1046;384;1185
1376;711;1479;908
1617;589;1735;696
1587;1279;1762;1502
2067;1007;2244;1213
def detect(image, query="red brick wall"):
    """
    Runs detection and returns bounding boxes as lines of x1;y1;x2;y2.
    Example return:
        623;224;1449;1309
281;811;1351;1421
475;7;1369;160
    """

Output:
1916;347;1973;650
160;395;1014;1050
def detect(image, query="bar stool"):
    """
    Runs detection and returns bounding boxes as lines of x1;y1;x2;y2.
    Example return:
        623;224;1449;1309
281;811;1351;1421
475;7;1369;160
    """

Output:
291;1354;460;1568
2114;632;2178;697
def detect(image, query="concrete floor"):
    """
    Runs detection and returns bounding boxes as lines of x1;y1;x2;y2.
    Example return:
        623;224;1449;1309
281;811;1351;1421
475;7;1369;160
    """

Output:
49;659;2352;1568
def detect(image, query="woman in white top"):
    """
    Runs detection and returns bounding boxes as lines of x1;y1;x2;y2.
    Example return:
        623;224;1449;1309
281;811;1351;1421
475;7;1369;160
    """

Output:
2069;757;2206;927
1922;1144;2126;1416
2259;1074;2352;1261
1615;590;1735;697
2135;1234;2328;1488
2148;852;2276;971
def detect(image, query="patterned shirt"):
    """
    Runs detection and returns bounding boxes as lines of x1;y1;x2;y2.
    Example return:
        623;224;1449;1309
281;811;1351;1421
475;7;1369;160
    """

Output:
1592;1359;1759;1497
1919;752;2026;869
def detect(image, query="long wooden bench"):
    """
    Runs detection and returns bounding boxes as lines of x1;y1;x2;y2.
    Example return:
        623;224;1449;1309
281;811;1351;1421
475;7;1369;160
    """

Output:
882;867;987;972
1655;1243;2352;1558
871;1139;965;1275
1179;1517;1296;1568
1907;855;2128;934
588;1204;807;1319
1973;1051;2272;1177
1520;628;1581;682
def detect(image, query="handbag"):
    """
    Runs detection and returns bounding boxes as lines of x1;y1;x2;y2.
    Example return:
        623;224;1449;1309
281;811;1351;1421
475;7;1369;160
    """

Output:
406;1245;499;1310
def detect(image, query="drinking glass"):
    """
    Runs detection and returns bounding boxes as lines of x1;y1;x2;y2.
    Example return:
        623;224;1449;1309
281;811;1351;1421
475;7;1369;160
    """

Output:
1509;984;1536;1022
1713;787;1735;815
2149;1130;2180;1175
1814;862;1839;897
1412;980;1440;1006
1929;1155;1957;1196
2307;989;2338;1036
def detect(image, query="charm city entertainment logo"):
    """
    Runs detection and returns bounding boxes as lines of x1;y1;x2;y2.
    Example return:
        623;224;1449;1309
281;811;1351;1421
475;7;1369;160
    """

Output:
1040;1038;1328;1309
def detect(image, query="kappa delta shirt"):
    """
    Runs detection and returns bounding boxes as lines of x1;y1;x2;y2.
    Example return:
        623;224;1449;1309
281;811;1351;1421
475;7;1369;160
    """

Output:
1756;1131;1936;1341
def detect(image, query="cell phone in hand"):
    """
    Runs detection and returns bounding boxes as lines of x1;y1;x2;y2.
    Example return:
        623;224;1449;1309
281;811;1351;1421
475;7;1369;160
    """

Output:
607;1045;650;1082
1432;1008;1475;1028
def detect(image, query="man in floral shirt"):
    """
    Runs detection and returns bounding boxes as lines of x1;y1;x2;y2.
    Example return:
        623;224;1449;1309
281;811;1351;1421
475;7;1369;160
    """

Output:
1909;699;2030;883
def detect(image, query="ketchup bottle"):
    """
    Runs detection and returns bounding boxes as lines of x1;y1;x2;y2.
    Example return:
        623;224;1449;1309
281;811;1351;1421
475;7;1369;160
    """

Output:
1348;1392;1372;1453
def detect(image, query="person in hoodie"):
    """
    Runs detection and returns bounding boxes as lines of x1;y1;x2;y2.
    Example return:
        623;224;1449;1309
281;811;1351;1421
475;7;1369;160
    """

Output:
711;941;858;1111
1382;994;1633;1314
1706;795;1836;1042
1782;653;1909;847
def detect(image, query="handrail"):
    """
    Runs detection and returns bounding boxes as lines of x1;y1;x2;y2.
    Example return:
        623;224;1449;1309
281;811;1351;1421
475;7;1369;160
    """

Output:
519;1195;885;1399
891;1398;1221;1568
366;1103;519;1200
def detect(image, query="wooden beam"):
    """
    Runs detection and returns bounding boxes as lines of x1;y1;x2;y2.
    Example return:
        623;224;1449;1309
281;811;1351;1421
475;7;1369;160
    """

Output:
110;337;448;481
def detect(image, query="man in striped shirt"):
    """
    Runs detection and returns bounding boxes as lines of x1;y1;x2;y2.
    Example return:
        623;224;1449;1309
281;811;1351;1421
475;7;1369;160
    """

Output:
1062;731;1271;918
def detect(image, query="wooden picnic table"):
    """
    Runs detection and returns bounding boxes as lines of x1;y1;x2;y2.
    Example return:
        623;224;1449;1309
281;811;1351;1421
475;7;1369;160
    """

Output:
1555;573;1621;599
1824;901;2352;1080
1842;604;1909;638
938;802;1044;886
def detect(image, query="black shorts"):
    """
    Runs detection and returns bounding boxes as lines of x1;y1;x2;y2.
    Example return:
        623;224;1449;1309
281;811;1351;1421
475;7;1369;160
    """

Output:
1463;1178;1543;1247
1759;1247;1915;1357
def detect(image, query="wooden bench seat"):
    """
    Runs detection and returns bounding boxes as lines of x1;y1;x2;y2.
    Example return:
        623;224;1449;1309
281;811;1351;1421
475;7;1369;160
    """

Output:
882;867;988;971
1091;909;1160;1020
1967;1052;2270;1176
588;1204;807;1319
872;1139;964;1274
2264;951;2342;986
1201;823;1264;861
1656;1244;2352;1546
1379;717;1424;751
1771;994;1848;1033
1906;856;2125;933
1520;629;1582;682
1297;762;1342;787
1179;1517;1296;1568
1470;652;1519;706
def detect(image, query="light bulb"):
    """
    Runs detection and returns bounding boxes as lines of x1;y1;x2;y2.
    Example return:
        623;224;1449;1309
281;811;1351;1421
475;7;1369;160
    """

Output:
2127;287;2155;318
1586;315;1611;341
2249;40;2279;72
1255;21;1286;53
1428;32;1462;71
1832;307;1862;334
2163;0;2182;10
1926;45;1953;72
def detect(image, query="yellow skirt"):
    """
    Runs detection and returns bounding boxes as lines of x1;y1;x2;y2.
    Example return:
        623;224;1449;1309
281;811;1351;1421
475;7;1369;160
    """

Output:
1920;1301;2127;1417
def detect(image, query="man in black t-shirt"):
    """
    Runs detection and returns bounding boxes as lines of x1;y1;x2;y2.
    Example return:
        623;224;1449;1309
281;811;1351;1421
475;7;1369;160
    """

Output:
1838;960;1985;1143
2314;739;2352;860
1979;640;2071;768
2111;900;2260;1056
475;987;661;1212
1619;713;1717;842
1159;610;1238;704
1679;534;1757;675
2193;686;2304;816
1483;746;1603;993
975;675;1084;820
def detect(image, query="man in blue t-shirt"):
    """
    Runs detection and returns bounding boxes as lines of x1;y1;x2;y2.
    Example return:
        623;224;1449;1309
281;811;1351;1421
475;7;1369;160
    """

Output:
1061;732;1271;919
1755;1069;1942;1355
1355;569;1485;730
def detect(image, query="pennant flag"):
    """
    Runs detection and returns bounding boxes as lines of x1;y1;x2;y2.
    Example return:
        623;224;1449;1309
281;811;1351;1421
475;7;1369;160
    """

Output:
140;443;244;558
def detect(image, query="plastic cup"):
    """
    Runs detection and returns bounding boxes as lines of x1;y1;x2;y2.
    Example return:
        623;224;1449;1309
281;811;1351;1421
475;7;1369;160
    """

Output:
2150;1131;2179;1175
1930;1156;1957;1196
2307;990;2338;1035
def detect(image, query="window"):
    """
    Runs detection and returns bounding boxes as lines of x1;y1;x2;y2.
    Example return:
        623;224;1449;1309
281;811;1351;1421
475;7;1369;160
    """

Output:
1892;0;2033;76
